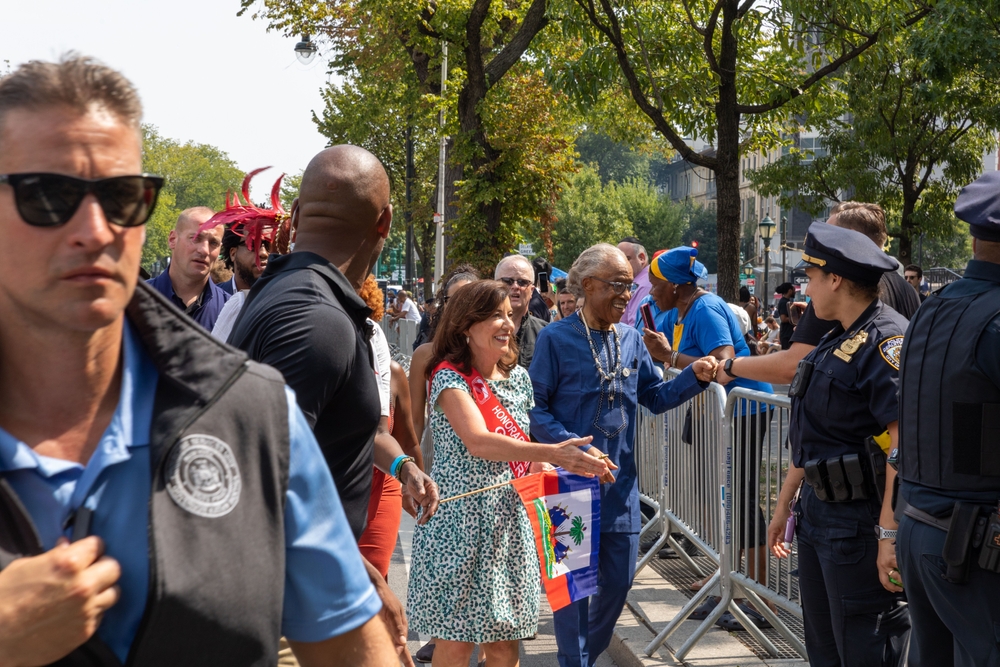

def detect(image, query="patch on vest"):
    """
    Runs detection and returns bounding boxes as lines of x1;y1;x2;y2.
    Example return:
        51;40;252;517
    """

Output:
165;435;242;518
879;336;904;371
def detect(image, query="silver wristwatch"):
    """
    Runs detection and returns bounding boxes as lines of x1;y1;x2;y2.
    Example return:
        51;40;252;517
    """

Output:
875;525;897;540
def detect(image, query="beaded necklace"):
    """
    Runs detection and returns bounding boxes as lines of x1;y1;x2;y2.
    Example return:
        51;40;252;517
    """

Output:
580;309;632;383
578;309;629;438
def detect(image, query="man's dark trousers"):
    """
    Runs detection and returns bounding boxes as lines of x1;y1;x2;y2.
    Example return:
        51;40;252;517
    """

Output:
897;515;1000;666
553;532;639;667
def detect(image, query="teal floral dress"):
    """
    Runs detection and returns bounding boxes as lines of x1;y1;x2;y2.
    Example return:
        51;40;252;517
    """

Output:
406;365;541;643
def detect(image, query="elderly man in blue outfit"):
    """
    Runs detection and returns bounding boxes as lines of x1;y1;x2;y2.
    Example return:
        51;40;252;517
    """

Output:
528;243;719;667
0;56;395;665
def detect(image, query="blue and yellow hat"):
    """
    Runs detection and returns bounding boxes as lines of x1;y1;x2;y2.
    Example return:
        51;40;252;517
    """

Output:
795;222;898;284
651;246;708;285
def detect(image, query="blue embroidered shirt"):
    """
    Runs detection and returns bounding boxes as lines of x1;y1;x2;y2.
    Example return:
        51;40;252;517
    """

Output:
528;312;706;532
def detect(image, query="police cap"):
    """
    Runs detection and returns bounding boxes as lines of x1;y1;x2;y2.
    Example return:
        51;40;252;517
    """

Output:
954;171;1000;242
796;222;898;285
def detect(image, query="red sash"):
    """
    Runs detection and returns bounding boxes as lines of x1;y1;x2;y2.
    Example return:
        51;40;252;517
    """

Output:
431;361;531;478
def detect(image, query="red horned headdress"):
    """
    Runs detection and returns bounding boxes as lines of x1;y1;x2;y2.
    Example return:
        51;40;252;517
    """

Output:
199;167;292;265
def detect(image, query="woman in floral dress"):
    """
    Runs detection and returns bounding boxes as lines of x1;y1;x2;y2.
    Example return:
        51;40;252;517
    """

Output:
406;280;613;667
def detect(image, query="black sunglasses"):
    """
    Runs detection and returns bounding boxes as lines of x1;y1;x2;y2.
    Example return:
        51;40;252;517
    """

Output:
498;277;533;288
0;173;165;228
591;277;632;295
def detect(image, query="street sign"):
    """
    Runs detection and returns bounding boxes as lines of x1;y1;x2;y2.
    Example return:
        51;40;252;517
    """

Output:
518;243;534;257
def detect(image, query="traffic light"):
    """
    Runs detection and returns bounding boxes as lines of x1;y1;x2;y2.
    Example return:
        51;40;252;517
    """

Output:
691;240;699;249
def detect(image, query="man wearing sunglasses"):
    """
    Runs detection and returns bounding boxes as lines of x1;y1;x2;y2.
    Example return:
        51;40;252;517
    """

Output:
0;56;396;666
495;254;548;369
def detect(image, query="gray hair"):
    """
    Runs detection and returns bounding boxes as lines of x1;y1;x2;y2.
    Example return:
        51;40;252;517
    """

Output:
494;254;533;278
0;54;143;138
567;244;625;298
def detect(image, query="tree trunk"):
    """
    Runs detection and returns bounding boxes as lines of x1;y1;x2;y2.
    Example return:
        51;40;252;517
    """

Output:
713;2;741;303
898;188;918;267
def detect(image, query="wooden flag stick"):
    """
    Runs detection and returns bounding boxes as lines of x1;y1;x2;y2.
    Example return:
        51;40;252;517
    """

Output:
439;479;516;503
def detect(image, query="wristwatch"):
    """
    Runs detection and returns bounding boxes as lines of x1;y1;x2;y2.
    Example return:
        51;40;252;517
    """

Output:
875;525;897;540
723;358;738;379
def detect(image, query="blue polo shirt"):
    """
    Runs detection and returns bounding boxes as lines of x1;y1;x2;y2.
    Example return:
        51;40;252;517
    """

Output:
0;321;381;661
147;269;230;331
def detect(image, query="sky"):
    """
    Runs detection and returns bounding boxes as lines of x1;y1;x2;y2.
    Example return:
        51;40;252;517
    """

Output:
4;0;332;201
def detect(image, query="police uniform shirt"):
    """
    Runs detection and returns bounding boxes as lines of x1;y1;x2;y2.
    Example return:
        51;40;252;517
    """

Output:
790;299;908;468
0;321;382;662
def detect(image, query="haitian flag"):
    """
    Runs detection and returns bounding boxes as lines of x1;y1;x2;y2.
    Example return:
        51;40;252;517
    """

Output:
513;469;601;611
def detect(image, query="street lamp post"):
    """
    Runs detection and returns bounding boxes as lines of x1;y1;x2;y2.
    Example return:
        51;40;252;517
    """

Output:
781;216;788;283
759;215;776;314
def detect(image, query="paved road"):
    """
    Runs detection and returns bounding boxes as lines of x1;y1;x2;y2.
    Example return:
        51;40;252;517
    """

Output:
391;513;617;667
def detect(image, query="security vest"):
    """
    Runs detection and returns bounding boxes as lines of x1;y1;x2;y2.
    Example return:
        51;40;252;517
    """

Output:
0;283;290;667
898;281;1000;491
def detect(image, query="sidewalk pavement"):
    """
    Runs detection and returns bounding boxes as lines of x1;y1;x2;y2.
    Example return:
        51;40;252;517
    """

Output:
395;513;805;666
605;565;807;667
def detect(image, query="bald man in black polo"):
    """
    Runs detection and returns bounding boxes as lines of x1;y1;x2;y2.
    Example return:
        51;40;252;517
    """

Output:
229;145;438;665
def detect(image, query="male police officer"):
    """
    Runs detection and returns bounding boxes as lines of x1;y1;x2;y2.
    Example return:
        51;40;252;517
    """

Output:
896;171;1000;666
0;56;397;666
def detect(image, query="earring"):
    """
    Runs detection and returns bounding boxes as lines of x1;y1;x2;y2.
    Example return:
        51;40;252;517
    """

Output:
466;335;470;344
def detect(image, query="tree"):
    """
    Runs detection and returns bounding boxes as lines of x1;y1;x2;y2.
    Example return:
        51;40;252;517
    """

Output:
748;29;1000;268
140;125;244;270
618;178;687;254
555;0;933;300
576;131;650;185
681;204;720;273
551;165;633;268
239;0;579;278
313;72;441;296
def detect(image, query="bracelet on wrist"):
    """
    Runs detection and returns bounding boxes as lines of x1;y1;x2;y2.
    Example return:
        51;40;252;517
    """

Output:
670;350;679;367
389;454;408;478
393;456;416;483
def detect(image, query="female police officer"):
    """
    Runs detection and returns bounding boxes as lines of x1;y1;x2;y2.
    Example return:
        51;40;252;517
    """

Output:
768;222;909;666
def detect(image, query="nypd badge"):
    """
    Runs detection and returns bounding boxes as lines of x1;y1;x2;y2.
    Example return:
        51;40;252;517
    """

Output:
879;336;904;371
165;434;242;518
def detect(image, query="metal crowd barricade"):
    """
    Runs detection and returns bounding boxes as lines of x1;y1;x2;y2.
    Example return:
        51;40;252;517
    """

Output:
380;315;419;353
636;375;807;661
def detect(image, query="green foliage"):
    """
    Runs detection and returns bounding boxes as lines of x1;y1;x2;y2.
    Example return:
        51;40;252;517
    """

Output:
550;0;935;299
142;190;180;270
279;172;302;213
551;165;633;269
239;0;580;277
617;178;686;255
748;27;1000;269
142;126;244;211
576;132;650;185
681;205;720;274
450;66;580;273
140;125;244;270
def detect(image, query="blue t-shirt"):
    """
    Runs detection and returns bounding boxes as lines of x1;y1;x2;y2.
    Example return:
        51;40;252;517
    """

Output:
657;293;773;407
0;321;380;661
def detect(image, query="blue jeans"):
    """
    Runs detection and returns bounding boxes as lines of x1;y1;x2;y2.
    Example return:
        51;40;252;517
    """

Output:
552;532;639;667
